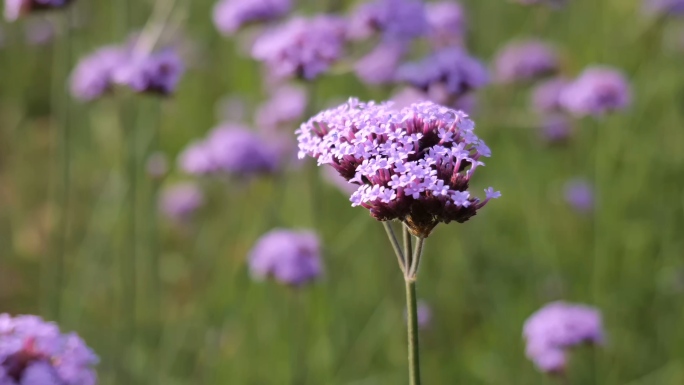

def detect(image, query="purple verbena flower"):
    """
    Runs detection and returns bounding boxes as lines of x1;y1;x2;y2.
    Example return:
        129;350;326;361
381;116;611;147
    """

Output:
212;0;290;35
251;15;346;80
531;77;569;114
159;182;203;221
397;47;489;102
523;301;603;374
643;0;684;16
112;48;185;96
0;313;98;385
347;0;427;42
425;1;466;47
69;45;129;101
559;66;631;117
255;84;308;129
540;114;572;144
494;40;558;84
296;98;499;238
178;124;280;177
5;0;73;21
248;229;322;286
354;42;406;85
564;178;593;213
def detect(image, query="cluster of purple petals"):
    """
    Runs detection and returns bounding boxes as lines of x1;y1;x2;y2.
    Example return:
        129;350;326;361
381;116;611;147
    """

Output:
397;48;488;102
70;43;184;100
159;182;204;221
425;1;466;47
213;0;290;35
255;85;307;129
251;15;346;80
559;66;631;117
564;178;593;213
643;0;684;16
494;40;558;84
296;98;500;237
248;229;322;286
178;124;279;177
0;314;98;385
354;42;406;85
5;0;73;21
523;301;603;373
347;0;427;42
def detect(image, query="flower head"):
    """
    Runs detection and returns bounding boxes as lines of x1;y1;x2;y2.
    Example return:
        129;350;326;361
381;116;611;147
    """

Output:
248;229;322;286
397;47;488;102
255;84;308;130
559;66;631;117
0;314;98;385
494;40;558;83
347;0;427;42
564;178;593;213
425;1;466;47
212;0;290;35
159;182;204;221
531;77;569;114
112;49;185;96
69;45;129;101
251;15;346;80
523;301;603;373
354;42;406;85
5;0;73;21
296;98;499;237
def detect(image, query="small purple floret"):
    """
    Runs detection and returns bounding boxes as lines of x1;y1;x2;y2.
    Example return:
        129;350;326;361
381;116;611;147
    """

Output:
559;66;631;117
159;182;204;221
212;0;290;35
0;313;99;385
69;46;129;101
564;178;593;213
494;40;558;83
248;229;323;286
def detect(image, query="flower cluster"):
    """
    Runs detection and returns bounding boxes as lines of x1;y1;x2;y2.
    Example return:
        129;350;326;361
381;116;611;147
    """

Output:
4;0;73;21
531;77;569;114
248;229;323;286
70;42;184;101
559;66;631;117
494;40;558;83
255;84;307;130
0;314;98;385
297;98;499;237
564;178;594;213
354;42;406;85
251;15;346;80
159;182;204;221
212;0;290;35
178;124;280;177
523;301;604;374
347;0;427;42
425;1;466;47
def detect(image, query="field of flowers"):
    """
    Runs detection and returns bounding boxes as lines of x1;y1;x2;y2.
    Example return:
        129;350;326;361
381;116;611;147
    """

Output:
1;0;684;384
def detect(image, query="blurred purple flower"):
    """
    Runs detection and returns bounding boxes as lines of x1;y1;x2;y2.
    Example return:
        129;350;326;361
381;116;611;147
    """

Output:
564;178;593;213
5;0;73;21
251;15;346;80
347;0;427;42
494;40;558;83
397;47;489;101
255;84;308;129
0;313;98;385
146;152;169;179
69;45;129;101
643;0;684;16
425;1;466;47
112;49;185;96
559;66;631;117
159;182;204;221
391;87;478;114
540;114;572;144
354;42;406;85
213;0;290;35
523;301;603;374
531;77;569;114
248;229;323;286
24;17;54;45
297;98;499;237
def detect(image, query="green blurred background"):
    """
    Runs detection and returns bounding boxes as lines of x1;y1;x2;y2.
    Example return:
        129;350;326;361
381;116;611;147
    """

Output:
2;0;684;384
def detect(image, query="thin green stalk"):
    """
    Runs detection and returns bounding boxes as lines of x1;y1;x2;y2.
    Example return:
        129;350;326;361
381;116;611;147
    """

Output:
403;225;413;271
382;222;405;274
404;279;421;385
408;237;425;280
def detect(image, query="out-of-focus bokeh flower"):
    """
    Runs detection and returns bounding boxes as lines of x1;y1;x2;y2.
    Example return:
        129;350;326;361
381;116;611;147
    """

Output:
425;1;466;47
69;45;129;101
354;42;406;85
159;182;204;221
404;300;433;330
347;0;427;42
559;66;631;117
321;166;358;195
255;84;307;129
531;77;569;114
391;87;478;113
5;0;73;21
564;178;594;213
112;49;185;96
0;313;99;385
540;114;572;144
146;152;169;179
494;40;558;83
297;98;499;237
24;17;54;45
212;0;290;36
523;301;603;373
643;0;684;16
248;229;323;286
251;15;346;80
397;47;489;101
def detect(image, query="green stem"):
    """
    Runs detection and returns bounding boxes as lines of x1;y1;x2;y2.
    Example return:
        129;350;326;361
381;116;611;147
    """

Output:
408;237;425;279
404;279;421;385
382;222;405;273
403;225;413;270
